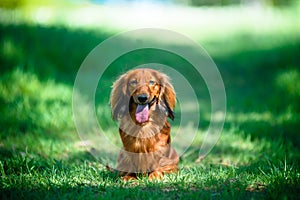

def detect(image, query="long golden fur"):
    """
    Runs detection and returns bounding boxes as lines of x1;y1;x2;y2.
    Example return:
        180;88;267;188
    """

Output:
110;68;179;180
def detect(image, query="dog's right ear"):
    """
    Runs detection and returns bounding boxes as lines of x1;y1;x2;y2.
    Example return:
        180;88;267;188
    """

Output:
110;73;129;120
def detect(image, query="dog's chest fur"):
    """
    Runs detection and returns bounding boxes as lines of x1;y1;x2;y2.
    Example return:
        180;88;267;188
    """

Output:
119;113;170;153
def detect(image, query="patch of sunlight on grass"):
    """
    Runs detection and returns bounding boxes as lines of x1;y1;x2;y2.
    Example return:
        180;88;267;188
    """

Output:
226;110;299;125
207;127;289;166
276;68;300;97
32;6;54;24
276;109;299;124
181;128;248;165
1;38;23;61
0;69;72;102
0;69;74;132
230;134;255;151
226;111;273;123
3;132;78;160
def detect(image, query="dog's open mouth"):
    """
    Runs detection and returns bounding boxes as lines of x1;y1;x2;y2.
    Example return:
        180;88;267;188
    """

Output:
135;104;149;123
134;96;157;124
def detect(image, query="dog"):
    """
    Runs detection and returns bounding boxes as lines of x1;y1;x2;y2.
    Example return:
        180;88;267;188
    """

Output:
110;68;179;180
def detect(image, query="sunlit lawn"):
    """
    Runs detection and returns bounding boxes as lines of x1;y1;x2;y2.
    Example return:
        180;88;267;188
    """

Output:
1;3;300;199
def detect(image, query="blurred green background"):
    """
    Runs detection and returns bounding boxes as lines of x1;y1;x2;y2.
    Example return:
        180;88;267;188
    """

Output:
0;0;300;199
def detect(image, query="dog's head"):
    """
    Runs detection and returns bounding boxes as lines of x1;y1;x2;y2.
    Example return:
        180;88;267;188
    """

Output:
110;68;176;123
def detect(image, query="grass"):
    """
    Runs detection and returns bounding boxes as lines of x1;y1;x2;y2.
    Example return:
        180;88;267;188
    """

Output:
1;3;300;200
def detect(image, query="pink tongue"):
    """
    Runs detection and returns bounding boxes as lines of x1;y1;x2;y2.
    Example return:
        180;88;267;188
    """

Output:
135;104;149;123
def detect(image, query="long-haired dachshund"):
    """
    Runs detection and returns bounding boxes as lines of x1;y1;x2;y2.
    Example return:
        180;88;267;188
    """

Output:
110;68;179;180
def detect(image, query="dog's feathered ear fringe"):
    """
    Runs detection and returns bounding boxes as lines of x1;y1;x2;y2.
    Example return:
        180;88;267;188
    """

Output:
158;73;176;120
110;73;129;121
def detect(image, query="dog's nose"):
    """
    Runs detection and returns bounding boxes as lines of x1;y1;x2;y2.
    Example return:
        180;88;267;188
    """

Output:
137;94;148;104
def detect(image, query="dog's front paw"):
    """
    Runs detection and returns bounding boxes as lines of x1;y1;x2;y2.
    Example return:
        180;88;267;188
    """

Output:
149;171;164;180
122;175;137;182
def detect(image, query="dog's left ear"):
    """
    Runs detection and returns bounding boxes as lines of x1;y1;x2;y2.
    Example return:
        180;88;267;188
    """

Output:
159;73;176;120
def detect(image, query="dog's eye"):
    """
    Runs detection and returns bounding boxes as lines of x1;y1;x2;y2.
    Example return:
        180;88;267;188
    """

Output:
130;80;137;86
149;80;155;85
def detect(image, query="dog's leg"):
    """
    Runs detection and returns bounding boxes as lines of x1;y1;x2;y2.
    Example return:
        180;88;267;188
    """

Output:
148;171;164;180
122;174;137;181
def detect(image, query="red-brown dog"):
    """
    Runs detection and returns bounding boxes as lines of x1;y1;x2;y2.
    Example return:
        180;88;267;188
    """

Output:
110;68;179;180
